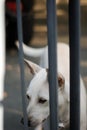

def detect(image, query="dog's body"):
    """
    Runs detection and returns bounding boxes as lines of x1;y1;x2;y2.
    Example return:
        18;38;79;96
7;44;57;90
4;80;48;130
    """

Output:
16;42;86;130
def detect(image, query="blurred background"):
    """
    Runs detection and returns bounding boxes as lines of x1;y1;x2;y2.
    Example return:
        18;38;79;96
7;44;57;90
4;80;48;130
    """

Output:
4;0;87;130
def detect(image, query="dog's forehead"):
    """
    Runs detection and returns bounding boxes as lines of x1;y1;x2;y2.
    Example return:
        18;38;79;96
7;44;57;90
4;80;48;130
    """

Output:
27;69;48;95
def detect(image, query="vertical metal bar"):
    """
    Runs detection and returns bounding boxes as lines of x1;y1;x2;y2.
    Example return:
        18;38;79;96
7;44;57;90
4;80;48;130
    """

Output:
47;0;58;130
0;0;5;130
69;0;80;130
16;0;28;130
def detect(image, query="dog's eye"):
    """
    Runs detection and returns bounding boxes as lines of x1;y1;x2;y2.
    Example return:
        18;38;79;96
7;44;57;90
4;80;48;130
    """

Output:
38;98;47;104
26;95;30;100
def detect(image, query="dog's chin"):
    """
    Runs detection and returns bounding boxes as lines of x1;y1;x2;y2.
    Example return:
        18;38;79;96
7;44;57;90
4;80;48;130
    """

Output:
29;121;40;127
28;119;47;127
21;117;41;127
21;117;46;128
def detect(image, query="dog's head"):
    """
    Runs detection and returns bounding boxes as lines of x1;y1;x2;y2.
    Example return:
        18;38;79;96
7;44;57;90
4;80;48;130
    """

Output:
24;59;67;127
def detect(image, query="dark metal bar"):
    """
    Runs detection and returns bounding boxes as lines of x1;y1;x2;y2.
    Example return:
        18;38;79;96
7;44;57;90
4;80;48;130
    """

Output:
69;0;80;130
16;0;28;130
46;0;58;130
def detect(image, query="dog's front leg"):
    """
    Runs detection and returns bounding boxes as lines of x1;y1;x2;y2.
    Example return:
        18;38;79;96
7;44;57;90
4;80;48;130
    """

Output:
35;124;43;130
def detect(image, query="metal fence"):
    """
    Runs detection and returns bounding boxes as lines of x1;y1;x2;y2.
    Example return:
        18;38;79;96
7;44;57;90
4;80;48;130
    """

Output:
16;0;80;130
69;1;80;130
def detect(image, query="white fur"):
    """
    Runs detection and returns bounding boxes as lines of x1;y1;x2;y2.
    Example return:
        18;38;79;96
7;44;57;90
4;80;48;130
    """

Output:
15;41;46;57
17;42;86;130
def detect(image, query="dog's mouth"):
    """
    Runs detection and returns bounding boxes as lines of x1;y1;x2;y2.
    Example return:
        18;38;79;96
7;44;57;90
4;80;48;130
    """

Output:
21;117;47;128
42;118;46;124
21;117;34;127
21;117;43;127
21;118;66;129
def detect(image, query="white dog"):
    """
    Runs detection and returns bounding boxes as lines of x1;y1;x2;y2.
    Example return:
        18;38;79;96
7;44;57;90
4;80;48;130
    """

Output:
16;42;86;130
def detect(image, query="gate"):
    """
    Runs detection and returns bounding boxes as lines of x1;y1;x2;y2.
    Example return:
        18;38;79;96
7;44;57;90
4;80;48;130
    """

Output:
16;0;80;130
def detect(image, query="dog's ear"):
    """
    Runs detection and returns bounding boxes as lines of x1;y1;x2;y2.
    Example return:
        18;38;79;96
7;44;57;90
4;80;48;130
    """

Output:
24;59;42;75
58;73;65;88
46;70;65;88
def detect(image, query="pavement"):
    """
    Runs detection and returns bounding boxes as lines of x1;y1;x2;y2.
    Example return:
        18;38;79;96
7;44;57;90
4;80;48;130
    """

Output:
4;1;87;130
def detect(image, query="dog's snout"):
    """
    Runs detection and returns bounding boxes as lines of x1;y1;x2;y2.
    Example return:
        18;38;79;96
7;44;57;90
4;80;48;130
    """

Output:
28;120;32;126
20;117;32;127
28;116;33;126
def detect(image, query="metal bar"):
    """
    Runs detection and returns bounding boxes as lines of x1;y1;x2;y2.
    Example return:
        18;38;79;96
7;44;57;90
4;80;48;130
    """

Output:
69;0;80;130
0;0;5;130
16;0;29;130
46;0;58;130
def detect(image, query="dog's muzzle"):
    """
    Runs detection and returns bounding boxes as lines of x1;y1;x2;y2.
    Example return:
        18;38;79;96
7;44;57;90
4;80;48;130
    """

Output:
21;117;31;127
21;117;67;130
21;117;39;127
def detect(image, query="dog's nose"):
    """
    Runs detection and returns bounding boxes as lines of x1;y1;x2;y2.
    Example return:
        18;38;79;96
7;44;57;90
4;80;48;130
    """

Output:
28;120;31;126
21;117;31;127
